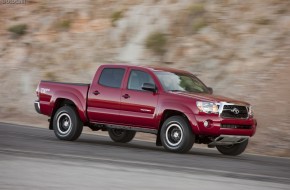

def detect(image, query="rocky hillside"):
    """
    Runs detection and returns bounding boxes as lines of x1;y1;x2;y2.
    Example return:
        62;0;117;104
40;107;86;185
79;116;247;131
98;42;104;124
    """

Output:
0;0;290;156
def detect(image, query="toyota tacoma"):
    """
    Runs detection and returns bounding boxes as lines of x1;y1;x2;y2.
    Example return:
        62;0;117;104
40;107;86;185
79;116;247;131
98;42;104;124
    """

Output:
34;64;257;155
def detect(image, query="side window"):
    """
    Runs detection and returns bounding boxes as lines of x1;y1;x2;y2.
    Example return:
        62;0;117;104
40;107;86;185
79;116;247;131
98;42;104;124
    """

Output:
128;70;154;91
99;68;125;88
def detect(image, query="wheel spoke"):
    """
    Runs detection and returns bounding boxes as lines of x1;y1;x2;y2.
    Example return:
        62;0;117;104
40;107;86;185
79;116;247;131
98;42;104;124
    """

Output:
165;123;183;147
57;113;72;135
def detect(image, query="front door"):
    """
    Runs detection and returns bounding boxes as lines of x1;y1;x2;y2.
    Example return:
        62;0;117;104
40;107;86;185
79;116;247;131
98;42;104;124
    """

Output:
119;69;158;128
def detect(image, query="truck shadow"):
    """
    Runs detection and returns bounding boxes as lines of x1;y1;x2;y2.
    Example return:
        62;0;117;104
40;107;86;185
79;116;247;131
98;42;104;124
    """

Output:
75;135;240;160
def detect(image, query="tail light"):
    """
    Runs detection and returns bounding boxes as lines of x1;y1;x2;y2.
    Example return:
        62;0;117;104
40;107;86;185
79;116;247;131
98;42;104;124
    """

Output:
36;84;40;98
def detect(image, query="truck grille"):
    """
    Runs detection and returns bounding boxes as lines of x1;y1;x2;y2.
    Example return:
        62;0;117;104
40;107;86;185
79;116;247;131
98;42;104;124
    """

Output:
221;124;252;129
220;105;248;119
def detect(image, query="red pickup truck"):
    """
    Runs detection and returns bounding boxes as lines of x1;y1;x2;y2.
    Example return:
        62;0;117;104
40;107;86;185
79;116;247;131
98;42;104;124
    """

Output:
35;64;257;155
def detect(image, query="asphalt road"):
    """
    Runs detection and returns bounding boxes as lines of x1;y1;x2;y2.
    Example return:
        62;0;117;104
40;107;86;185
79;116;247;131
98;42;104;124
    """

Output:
0;122;289;190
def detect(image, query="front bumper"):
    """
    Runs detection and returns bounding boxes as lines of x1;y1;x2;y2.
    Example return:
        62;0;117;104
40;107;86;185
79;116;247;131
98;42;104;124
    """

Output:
188;114;257;137
208;135;249;147
34;100;41;114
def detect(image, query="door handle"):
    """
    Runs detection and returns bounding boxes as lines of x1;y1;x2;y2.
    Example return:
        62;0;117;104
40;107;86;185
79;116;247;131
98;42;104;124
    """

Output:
93;90;100;95
122;94;130;99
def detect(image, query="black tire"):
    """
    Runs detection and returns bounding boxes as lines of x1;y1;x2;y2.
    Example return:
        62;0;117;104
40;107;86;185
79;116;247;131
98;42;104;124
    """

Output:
160;116;194;153
53;106;83;141
108;129;136;143
216;139;249;156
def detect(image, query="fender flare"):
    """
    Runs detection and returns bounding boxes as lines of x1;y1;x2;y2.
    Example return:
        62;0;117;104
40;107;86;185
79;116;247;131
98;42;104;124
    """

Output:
50;91;88;123
157;102;200;134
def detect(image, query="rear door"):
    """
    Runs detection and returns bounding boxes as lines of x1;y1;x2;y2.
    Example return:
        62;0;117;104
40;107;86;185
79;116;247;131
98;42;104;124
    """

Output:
87;66;126;124
119;69;159;128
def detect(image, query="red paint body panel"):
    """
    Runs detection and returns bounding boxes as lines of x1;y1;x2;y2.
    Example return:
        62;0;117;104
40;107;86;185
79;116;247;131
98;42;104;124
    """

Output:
119;67;159;128
194;115;256;136
38;82;89;122
87;65;124;124
36;64;257;138
119;89;159;128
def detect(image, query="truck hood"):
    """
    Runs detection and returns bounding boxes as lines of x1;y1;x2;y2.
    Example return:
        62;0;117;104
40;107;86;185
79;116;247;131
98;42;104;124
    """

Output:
171;91;250;106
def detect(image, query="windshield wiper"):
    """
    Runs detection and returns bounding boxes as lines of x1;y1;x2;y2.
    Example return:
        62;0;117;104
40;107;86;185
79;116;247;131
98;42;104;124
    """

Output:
169;90;186;92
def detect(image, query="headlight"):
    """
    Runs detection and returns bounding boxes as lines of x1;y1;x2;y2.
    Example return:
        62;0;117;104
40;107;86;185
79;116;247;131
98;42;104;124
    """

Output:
248;106;254;116
196;101;219;114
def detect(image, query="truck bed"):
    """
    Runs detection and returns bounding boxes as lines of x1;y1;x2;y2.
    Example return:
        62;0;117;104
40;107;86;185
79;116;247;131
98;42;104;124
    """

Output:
37;80;90;119
41;80;90;86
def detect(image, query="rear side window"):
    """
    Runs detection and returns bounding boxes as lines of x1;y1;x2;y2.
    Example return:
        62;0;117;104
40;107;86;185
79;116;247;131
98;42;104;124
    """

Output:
99;68;125;88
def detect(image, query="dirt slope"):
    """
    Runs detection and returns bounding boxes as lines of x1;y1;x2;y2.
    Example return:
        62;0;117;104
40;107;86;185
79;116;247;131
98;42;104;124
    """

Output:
0;0;289;156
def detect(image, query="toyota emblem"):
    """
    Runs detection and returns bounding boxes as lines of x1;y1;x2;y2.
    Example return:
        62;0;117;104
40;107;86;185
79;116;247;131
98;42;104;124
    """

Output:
231;108;240;114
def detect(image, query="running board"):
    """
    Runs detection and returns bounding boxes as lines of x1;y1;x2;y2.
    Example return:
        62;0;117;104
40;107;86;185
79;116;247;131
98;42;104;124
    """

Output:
208;135;249;148
107;124;158;134
89;122;158;135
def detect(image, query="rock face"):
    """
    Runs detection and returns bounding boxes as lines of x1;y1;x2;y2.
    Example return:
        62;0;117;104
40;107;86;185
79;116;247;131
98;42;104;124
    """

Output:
0;0;290;156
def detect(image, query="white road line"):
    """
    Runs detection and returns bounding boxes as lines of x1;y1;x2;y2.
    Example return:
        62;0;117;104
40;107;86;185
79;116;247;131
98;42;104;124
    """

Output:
0;148;289;182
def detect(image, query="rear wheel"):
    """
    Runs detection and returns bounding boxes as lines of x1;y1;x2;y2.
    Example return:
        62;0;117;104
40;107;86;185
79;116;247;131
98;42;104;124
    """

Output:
160;116;194;153
216;139;249;156
53;106;83;141
108;129;136;143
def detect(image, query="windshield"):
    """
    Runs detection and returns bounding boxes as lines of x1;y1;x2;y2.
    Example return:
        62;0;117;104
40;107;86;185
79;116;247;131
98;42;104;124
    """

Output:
154;71;209;93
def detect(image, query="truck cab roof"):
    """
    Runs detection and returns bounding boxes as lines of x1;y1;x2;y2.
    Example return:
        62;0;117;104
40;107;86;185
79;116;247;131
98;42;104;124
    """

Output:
101;64;192;75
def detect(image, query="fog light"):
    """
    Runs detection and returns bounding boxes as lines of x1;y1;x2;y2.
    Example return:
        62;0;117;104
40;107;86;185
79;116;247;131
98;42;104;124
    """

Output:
204;120;209;127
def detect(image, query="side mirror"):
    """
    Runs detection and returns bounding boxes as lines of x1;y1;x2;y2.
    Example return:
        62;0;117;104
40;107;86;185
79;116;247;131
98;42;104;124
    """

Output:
142;83;157;93
207;87;213;94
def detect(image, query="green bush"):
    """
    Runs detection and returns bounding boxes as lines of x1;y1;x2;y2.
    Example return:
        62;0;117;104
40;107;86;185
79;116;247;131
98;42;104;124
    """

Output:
255;18;271;25
172;3;207;35
44;71;57;81
111;11;123;27
192;18;207;32
188;3;205;16
145;32;167;55
188;3;207;33
8;24;27;36
57;20;71;31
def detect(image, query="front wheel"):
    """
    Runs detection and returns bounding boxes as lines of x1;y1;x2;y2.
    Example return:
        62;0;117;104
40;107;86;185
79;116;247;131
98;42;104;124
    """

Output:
53;106;83;141
108;129;136;143
216;139;249;156
160;116;194;153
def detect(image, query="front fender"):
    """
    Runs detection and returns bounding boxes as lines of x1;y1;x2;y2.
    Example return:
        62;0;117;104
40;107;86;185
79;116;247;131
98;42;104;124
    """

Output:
157;101;200;133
